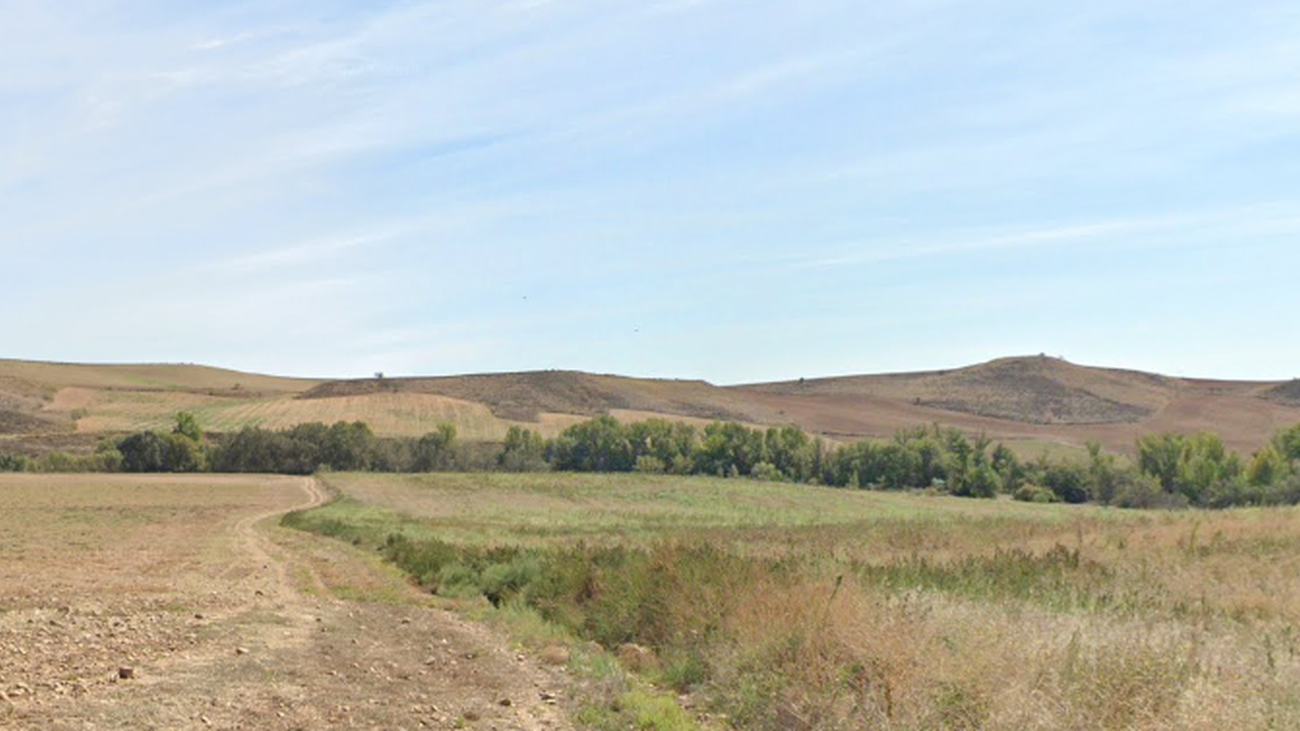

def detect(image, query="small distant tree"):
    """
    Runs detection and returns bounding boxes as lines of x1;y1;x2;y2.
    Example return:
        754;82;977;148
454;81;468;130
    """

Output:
1246;445;1290;487
412;423;458;472
174;411;203;442
958;462;1001;498
162;431;206;472
1137;433;1187;494
1041;461;1091;503
1274;423;1300;464
323;421;376;471
498;427;548;472
119;431;168;473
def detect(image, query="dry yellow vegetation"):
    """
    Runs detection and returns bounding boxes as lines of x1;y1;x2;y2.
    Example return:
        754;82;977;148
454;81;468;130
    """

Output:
297;472;1300;730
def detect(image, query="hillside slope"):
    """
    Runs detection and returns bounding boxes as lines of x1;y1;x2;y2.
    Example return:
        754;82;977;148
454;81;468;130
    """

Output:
739;357;1176;425
1;356;1296;456
299;371;777;423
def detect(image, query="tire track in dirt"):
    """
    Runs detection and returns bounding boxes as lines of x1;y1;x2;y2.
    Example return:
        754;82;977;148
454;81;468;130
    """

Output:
2;475;572;731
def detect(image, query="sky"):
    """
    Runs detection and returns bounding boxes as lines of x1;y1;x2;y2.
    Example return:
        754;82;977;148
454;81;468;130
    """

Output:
2;0;1298;384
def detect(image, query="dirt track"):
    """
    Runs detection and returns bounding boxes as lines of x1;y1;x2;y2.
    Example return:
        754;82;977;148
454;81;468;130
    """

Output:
0;475;570;730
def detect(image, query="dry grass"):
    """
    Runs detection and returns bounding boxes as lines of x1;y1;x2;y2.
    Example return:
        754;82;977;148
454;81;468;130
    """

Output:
306;472;1300;730
52;388;588;440
0;358;317;394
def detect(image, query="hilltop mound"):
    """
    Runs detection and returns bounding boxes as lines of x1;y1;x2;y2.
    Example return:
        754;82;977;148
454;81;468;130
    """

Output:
301;371;766;423
740;356;1175;425
1263;380;1300;407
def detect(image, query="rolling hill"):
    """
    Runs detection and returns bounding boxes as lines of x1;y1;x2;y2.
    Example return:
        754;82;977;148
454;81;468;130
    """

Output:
1;356;1296;457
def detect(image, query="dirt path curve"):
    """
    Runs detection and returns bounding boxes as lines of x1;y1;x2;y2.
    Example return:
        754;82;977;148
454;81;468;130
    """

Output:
1;475;572;731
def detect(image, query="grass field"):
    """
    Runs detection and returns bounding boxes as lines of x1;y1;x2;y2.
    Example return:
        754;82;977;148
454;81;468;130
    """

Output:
291;472;1300;730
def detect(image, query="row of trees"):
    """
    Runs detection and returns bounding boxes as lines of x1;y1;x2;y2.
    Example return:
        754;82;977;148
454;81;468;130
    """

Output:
3;411;1298;509
528;416;1300;508
117;417;463;475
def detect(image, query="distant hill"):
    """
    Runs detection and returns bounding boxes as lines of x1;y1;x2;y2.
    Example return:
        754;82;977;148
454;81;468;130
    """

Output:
738;357;1175;425
1;355;1297;457
1263;380;1300;407
300;371;773;423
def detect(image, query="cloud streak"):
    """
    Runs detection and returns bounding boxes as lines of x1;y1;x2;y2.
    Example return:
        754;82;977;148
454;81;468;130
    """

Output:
1;0;1299;380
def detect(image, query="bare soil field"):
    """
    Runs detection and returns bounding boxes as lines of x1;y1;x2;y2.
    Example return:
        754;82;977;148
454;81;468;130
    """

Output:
0;474;571;730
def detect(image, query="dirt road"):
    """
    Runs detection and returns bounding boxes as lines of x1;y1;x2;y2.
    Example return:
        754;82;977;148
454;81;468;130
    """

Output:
0;474;571;730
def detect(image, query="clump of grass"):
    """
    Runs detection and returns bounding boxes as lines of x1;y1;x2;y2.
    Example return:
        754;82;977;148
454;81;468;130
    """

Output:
855;543;1116;611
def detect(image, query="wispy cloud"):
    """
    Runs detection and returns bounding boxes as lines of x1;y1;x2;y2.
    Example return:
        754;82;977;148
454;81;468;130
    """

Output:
2;0;1300;380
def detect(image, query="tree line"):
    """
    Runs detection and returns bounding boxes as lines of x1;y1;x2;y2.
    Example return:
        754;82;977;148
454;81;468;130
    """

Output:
2;412;1298;509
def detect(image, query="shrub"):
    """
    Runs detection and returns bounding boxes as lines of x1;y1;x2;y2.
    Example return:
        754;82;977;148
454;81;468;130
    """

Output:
1113;478;1187;509
635;455;667;474
1041;462;1091;504
1013;484;1059;503
750;462;785;482
480;556;542;607
0;454;34;472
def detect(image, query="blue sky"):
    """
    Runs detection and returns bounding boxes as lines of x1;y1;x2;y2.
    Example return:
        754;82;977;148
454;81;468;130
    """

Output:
2;0;1298;383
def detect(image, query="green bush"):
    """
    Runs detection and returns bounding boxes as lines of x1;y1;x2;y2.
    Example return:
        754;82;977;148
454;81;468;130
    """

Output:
1013;483;1059;503
749;462;784;482
480;556;542;606
635;455;667;474
0;454;35;472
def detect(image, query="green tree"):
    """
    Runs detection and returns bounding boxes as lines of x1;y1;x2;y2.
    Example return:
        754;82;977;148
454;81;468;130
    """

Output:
990;443;1024;493
960;463;1002;499
173;411;203;442
1136;433;1187;493
1177;433;1241;504
499;426;548;472
323;421;376;471
1041;461;1091;503
1274;424;1300;463
763;425;817;482
412;423;458;472
162;431;206;472
1085;441;1123;504
549;415;633;472
1246;445;1290;487
694;421;765;477
118;431;168;472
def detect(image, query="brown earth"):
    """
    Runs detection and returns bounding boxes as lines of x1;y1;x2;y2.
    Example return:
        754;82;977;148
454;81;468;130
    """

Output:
299;371;769;424
1;355;1298;456
0;474;572;730
1263;379;1300;407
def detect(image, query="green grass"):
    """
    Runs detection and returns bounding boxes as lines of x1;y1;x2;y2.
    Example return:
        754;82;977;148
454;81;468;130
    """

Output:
325;471;1129;547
